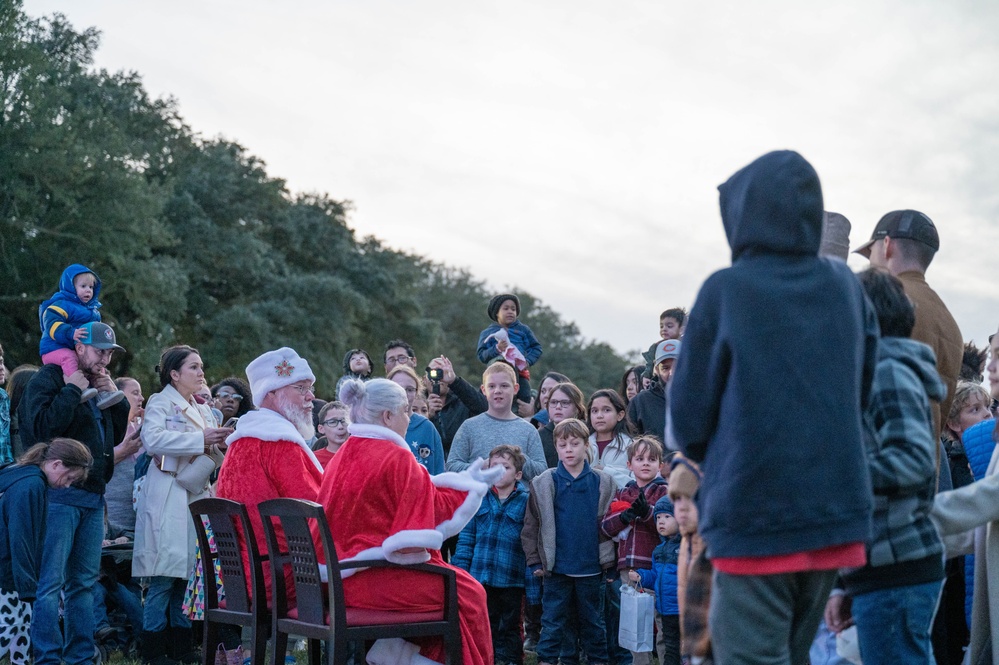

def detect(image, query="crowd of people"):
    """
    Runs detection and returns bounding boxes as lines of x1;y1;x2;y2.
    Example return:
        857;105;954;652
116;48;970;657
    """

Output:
0;148;998;665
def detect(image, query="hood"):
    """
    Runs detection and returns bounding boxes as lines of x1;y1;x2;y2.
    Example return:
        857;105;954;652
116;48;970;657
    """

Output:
0;464;43;493
718;150;824;262
55;263;102;308
878;337;947;403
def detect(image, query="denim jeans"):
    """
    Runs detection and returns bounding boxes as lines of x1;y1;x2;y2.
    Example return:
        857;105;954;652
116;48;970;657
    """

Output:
94;578;144;638
32;501;104;665
851;580;943;665
537;573;608;664
143;576;191;632
485;585;524;665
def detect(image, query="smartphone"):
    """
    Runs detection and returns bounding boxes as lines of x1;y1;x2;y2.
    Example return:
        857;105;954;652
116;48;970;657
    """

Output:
223;417;239;428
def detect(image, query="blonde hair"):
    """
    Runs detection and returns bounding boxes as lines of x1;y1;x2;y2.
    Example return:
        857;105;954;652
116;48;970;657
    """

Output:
482;361;517;385
946;381;991;440
387;364;426;399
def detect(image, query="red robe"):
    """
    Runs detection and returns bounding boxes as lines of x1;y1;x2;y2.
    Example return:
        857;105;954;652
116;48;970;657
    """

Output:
215;408;324;606
317;423;493;665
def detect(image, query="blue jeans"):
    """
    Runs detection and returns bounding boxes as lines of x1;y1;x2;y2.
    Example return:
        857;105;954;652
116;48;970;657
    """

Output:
538;573;608;664
143;576;190;632
32;501;104;665
851;580;943;665
94;578;144;638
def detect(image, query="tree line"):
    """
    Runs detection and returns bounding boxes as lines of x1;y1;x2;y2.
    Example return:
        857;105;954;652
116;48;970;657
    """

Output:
0;2;632;398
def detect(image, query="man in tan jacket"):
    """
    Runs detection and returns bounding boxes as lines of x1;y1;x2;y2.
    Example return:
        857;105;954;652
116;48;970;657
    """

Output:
854;209;962;438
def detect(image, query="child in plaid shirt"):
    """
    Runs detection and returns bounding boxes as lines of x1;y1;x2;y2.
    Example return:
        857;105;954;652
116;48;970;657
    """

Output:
600;436;670;665
453;444;533;665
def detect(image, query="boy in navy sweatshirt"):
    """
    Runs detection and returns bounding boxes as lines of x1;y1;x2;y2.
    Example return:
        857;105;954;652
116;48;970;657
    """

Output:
522;418;614;665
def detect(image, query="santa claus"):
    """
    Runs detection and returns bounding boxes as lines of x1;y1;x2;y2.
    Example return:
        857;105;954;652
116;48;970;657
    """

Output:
215;347;325;606
318;378;502;665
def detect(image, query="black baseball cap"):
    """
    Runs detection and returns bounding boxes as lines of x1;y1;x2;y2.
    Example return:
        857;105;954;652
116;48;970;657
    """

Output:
853;209;939;257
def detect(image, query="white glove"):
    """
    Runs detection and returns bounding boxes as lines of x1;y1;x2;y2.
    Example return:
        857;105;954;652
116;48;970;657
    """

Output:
467;457;505;486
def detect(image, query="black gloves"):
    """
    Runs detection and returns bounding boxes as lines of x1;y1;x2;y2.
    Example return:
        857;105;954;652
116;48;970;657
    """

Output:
619;490;650;525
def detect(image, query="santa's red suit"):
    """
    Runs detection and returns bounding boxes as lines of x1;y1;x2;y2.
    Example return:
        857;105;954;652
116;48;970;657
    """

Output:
317;422;495;665
215;408;324;606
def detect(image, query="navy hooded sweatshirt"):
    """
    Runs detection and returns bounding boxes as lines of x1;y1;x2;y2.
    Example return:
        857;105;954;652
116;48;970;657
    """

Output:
0;465;48;600
669;150;878;559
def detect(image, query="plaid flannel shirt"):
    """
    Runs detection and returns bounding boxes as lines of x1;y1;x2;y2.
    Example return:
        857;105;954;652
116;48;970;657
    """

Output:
861;336;945;569
453;481;532;589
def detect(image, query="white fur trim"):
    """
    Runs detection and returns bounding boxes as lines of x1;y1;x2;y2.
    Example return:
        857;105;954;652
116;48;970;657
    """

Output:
366;638;438;665
337;527;442;579
348;423;411;452
225;408;324;474
430;469;491;540
246;347;316;408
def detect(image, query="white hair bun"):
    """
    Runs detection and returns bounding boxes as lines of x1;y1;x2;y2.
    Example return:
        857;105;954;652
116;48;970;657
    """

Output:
338;378;366;406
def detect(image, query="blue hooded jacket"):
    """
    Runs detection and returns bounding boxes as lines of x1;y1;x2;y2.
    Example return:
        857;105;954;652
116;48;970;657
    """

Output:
669;151;878;559
38;264;102;356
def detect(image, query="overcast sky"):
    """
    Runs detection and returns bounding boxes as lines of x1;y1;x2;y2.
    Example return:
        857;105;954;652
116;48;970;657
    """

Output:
23;0;999;357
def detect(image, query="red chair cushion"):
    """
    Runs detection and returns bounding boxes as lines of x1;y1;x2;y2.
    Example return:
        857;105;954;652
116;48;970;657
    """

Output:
286;606;443;625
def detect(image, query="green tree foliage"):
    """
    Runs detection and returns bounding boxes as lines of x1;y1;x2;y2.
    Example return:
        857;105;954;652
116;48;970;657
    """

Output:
0;2;629;399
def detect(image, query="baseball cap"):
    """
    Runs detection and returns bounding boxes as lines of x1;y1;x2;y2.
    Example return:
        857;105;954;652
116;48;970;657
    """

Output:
655;339;681;365
852;209;939;258
79;322;124;351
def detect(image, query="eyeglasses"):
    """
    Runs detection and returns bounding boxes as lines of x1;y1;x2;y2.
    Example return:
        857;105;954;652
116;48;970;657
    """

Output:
385;355;411;365
322;418;347;427
287;383;315;396
548;399;573;408
215;392;243;401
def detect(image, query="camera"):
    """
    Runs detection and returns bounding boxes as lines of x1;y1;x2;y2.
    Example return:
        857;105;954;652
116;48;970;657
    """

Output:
426;367;443;395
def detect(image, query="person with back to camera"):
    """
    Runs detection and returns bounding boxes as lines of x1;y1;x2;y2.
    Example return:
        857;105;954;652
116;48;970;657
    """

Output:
477;294;542;406
388;364;446;475
824;269;945;665
38;264;124;408
0;437;93;665
317;377;504;665
133;345;232;665
669;150;878;665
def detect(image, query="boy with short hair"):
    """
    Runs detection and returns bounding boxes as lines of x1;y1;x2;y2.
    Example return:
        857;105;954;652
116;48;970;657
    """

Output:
601;436;671;665
477;293;543;404
522;418;615;665
454;444;532;665
446;362;547;480
642;307;686;381
313;401;349;468
629;497;682;665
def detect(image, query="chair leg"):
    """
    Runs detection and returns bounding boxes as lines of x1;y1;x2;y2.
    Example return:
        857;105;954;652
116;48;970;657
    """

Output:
446;633;462;665
252;621;268;665
272;627;289;665
307;638;321;665
203;620;218;662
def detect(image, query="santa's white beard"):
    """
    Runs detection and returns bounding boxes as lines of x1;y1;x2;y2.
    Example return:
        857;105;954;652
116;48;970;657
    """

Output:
276;392;315;440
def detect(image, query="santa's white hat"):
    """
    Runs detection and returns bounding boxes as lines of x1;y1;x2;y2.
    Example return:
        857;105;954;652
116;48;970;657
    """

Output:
245;347;316;408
